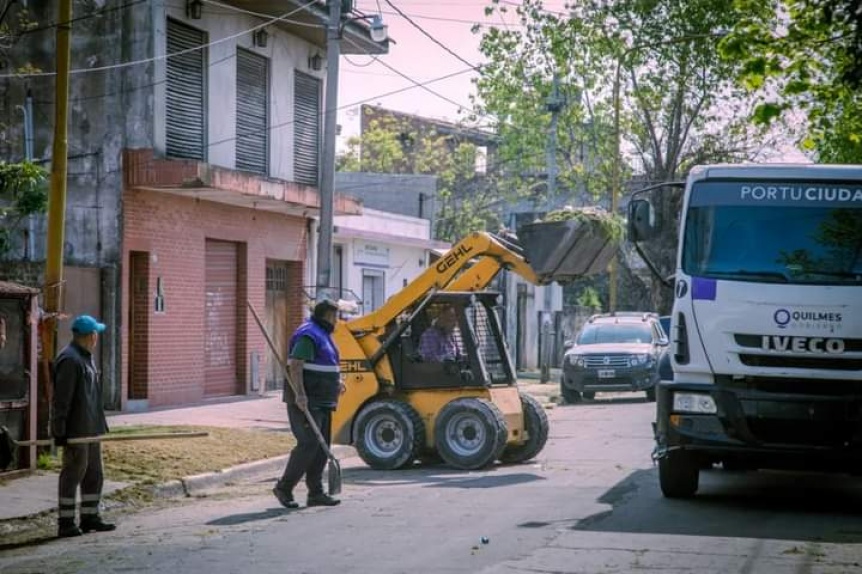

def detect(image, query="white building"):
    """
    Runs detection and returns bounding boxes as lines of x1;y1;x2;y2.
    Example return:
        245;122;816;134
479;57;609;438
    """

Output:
308;209;450;315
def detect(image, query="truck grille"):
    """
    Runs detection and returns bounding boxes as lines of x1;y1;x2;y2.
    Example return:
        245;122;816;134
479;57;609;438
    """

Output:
747;419;857;448
739;355;862;371
584;354;631;368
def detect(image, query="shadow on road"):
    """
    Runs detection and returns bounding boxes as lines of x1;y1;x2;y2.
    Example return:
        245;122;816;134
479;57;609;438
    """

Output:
567;467;862;543
348;465;546;490
559;396;651;407
206;507;290;526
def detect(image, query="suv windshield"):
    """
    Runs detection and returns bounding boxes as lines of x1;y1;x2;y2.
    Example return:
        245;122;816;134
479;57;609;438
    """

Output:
682;180;862;285
577;324;653;345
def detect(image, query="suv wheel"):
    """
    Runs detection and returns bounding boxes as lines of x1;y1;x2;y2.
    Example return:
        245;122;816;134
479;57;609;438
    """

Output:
645;386;656;402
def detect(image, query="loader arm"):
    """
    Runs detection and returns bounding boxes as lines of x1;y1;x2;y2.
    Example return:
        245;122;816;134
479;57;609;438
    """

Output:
346;232;537;334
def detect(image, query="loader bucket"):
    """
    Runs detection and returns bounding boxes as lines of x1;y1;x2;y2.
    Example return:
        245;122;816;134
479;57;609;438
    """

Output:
518;219;619;283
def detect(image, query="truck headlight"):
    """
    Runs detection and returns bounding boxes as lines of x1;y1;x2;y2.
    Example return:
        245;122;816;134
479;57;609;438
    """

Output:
673;392;717;414
568;354;584;367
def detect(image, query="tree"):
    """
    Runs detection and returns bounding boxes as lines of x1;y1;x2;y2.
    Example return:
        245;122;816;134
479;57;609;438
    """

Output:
0;161;48;258
721;0;862;162
337;113;504;242
473;0;775;312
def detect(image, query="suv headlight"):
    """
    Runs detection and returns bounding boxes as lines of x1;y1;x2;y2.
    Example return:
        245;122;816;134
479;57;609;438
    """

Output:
568;354;585;367
673;392;717;414
629;354;649;366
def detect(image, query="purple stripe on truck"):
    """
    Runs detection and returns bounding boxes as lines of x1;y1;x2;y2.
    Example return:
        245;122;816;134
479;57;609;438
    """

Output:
692;277;717;301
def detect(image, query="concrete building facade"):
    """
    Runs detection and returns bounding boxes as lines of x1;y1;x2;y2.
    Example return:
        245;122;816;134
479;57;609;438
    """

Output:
0;1;386;409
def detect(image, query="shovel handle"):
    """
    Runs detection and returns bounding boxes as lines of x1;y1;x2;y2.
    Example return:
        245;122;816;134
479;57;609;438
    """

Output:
10;431;210;447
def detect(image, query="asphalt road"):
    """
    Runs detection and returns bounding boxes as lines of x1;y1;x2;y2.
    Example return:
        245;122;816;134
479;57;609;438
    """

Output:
2;396;862;573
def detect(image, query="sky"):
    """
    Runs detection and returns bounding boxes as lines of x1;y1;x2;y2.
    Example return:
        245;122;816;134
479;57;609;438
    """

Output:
337;0;808;162
336;0;529;145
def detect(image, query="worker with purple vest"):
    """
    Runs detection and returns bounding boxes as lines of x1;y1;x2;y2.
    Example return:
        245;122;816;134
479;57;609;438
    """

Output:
273;299;343;509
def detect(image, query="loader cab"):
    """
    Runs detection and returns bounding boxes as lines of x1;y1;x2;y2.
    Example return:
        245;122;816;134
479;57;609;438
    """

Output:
390;292;517;390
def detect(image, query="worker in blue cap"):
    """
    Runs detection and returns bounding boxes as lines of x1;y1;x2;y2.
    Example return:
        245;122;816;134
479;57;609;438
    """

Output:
52;314;116;538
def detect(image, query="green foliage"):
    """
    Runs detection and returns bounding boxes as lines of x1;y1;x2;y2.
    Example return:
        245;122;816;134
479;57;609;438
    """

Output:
721;0;862;162
336;112;502;242
37;451;60;472
575;286;603;311
0;161;48;258
542;206;625;242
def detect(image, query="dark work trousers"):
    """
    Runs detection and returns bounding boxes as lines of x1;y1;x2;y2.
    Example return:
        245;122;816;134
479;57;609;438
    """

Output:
58;443;104;523
278;404;332;496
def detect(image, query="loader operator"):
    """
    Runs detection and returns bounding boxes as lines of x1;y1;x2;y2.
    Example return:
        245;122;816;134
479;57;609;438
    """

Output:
52;315;116;538
273;299;343;509
419;305;461;362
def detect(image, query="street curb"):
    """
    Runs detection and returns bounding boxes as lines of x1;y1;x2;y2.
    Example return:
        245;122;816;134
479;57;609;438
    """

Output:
163;444;358;498
0;445;358;528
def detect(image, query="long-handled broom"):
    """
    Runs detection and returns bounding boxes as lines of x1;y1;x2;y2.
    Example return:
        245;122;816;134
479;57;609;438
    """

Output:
246;301;342;495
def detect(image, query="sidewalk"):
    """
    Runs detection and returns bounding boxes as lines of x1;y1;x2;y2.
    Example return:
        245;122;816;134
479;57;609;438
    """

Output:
0;382;556;529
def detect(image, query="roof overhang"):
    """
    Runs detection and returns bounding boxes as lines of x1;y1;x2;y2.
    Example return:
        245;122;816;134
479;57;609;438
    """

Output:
221;0;391;55
335;226;450;250
123;149;362;217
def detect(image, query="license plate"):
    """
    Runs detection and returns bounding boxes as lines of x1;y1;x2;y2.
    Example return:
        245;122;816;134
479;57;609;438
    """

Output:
597;369;616;379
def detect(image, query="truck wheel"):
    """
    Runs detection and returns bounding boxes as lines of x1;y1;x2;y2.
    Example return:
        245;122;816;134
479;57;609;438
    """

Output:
561;382;581;404
645;386;656;402
354;400;425;470
658;451;699;498
435;398;507;470
500;393;549;464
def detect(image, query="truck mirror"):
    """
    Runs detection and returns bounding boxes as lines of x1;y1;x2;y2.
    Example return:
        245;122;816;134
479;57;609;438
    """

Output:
628;199;658;241
563;339;574;350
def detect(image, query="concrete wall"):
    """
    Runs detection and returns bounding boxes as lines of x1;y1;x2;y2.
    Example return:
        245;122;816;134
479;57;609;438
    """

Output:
335;172;439;222
0;0;157;408
157;3;327;181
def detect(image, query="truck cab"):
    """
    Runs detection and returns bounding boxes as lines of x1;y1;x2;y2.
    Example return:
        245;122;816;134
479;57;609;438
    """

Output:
629;164;862;497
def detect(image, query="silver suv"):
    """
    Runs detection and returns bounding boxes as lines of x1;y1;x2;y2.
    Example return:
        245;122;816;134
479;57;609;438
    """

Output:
561;312;669;403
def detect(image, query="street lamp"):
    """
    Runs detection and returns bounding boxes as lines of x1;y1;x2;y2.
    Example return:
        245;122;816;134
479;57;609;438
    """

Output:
316;2;388;302
608;33;725;311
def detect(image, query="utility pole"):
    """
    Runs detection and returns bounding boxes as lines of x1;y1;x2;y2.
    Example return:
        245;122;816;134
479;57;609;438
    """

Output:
315;0;343;301
40;0;73;436
609;61;622;313
545;73;563;201
540;73;563;384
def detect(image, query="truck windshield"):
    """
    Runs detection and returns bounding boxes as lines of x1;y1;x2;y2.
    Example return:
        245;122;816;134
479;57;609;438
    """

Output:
682;181;862;285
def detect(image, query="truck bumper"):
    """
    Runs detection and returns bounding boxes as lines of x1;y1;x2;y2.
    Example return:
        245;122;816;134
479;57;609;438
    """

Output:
654;380;862;472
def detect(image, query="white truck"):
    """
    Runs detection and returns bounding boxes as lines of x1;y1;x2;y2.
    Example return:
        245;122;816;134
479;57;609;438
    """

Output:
628;164;862;498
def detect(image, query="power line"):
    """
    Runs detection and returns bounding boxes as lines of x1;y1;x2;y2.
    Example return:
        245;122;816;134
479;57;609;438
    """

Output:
382;0;480;70
0;0;318;79
16;0;149;35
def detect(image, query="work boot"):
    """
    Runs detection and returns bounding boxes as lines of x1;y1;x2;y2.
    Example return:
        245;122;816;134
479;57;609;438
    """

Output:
80;516;116;533
58;520;83;538
307;493;341;507
272;486;299;509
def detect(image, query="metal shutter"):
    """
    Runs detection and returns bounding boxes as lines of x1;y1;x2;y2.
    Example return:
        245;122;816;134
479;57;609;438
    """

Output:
293;72;321;186
236;49;269;174
166;19;206;160
204;240;239;397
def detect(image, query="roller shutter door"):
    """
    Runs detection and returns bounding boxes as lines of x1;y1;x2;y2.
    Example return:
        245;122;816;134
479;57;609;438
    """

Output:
204;240;239;397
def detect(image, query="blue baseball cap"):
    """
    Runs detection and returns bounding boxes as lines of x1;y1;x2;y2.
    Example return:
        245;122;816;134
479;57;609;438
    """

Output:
71;315;106;335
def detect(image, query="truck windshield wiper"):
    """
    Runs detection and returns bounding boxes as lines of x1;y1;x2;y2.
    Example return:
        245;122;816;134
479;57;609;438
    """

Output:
794;269;862;280
705;270;790;282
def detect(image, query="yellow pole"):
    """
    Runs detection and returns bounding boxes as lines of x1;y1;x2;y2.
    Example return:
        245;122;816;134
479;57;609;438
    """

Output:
40;0;73;434
609;59;621;312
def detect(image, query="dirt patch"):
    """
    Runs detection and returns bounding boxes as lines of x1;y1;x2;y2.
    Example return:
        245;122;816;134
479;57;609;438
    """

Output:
100;425;295;485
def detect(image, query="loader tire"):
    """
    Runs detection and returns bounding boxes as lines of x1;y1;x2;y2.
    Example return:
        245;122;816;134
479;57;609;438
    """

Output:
435;398;507;470
354;400;425;470
500;393;549;464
